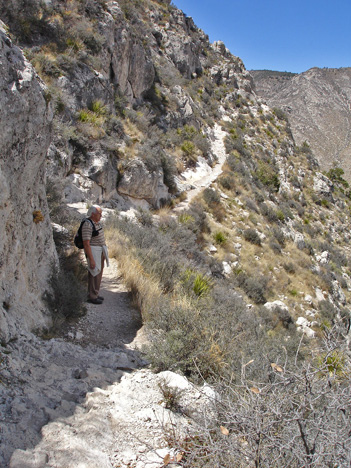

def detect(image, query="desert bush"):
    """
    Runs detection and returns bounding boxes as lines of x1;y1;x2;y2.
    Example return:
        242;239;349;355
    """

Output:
179;349;351;468
193;133;211;157
271;226;285;246
243;228;261;246
283;262;296;274
105;215;286;379
319;241;348;268
203;188;220;205
273;106;288;121
32;52;61;78
158;379;183;412
318;300;337;325
259;202;279;223
235;271;267;304
254;161;280;192
226;155;250;178
213;231;227;246
269;239;282;254
278;201;294;220
187;202;209;236
243;276;267;303
225;136;251;159
218;174;236;190
243;196;259;213
135;208;153;227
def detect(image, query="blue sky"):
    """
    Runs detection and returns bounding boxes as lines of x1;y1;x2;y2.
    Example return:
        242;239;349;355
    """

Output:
173;0;351;73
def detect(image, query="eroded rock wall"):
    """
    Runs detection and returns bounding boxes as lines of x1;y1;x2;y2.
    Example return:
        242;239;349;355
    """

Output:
0;23;56;341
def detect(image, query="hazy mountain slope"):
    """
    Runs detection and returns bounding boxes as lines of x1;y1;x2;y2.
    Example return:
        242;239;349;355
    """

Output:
251;67;351;180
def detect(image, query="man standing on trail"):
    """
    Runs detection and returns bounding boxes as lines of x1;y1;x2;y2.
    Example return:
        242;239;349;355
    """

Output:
82;205;109;305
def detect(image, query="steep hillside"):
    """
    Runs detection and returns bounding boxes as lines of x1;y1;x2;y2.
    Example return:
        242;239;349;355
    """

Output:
0;0;254;209
251;67;351;179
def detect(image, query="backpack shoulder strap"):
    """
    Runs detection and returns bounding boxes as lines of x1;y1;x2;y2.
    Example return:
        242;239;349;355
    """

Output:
82;218;97;234
86;218;97;233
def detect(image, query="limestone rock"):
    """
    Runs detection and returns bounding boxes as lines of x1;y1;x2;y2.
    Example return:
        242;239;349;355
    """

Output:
0;23;56;341
296;317;316;338
331;280;346;305
313;172;334;200
8;359;215;468
118;159;170;208
316;250;330;264
264;300;289;314
160;10;204;79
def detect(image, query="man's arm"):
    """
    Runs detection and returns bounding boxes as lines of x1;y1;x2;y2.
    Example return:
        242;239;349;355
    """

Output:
83;239;96;270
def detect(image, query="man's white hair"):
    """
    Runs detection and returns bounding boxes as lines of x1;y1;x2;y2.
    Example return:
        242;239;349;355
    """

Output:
87;205;101;217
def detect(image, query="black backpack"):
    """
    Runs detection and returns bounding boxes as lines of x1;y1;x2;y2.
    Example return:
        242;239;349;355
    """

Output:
74;218;99;249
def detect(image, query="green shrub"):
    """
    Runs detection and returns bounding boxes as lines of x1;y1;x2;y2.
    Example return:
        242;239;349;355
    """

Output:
181;140;196;157
178;213;195;225
203;188;220;205
326;167;349;188
218;174;236;190
89;100;107;115
213;231;227;245
243;228;261;245
182;269;212;298
283;262;296;274
254;162;280;192
77;109;104;126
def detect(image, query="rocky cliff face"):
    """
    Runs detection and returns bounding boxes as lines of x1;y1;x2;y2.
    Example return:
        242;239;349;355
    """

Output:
0;0;253;209
251;68;351;180
0;22;56;341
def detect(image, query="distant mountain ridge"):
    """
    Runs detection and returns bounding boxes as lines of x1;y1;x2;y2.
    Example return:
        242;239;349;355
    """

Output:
251;67;351;180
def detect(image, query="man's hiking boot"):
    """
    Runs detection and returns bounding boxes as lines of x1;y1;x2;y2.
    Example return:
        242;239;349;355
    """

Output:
87;298;103;305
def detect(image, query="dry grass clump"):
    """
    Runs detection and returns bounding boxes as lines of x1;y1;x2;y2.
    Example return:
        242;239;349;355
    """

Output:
105;213;303;382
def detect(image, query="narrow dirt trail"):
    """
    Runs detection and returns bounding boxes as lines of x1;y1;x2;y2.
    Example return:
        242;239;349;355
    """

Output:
60;258;146;350
61;123;228;348
174;123;227;210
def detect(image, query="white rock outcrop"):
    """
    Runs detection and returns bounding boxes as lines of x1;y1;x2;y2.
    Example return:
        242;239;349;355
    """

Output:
118;159;170;208
9;352;215;468
0;23;56;341
313;172;334;200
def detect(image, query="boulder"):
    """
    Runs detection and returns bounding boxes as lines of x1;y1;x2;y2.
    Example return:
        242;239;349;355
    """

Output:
313;172;334;201
316;250;330;264
118;159;170;208
264;300;289;314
